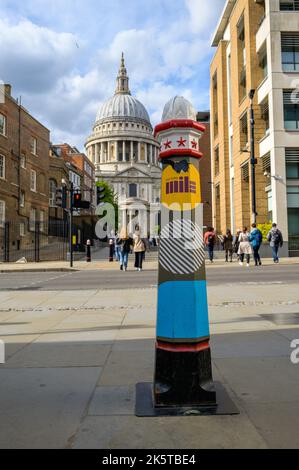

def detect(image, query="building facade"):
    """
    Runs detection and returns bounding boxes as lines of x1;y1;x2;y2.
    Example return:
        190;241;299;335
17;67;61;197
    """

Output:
210;0;299;255
0;84;50;256
85;54;161;235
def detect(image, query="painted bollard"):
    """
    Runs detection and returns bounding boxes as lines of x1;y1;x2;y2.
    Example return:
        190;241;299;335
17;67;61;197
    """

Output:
153;97;216;408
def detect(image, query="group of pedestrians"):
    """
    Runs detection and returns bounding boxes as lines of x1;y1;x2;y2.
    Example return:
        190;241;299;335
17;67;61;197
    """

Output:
204;223;284;266
109;225;147;272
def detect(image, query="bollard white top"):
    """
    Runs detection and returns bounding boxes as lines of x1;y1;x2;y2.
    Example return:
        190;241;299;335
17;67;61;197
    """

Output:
162;96;197;123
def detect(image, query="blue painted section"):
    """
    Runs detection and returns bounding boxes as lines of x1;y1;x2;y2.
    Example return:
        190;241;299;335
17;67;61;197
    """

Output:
156;280;210;341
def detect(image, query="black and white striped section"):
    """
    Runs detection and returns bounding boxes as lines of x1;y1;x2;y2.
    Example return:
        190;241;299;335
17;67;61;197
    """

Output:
159;219;205;275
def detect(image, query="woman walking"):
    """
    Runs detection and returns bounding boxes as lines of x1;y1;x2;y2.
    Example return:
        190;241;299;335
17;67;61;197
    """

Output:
116;228;133;271
238;227;252;267
133;225;146;272
223;229;234;263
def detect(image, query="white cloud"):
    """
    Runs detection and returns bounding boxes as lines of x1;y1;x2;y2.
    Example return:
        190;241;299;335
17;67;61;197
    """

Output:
0;18;79;92
185;0;224;35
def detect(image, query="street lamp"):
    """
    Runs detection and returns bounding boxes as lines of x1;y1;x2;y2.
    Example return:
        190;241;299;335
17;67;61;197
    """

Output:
249;89;257;224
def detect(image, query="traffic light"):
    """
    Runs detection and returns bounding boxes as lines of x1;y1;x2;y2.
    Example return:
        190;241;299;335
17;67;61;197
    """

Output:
55;186;67;209
96;186;106;205
73;192;82;209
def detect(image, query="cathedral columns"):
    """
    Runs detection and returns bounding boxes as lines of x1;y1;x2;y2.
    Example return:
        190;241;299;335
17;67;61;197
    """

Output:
130;141;134;162
115;141;119;162
145;143;148;163
107;141;111;161
123;141;126;162
138;142;141;162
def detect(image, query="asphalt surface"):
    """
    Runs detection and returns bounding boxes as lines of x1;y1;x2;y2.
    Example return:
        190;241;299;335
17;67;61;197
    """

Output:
0;263;298;291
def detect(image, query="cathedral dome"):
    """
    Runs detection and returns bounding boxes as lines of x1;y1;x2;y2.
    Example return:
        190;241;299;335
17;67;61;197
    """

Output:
95;53;151;126
162;96;197;122
96;94;150;124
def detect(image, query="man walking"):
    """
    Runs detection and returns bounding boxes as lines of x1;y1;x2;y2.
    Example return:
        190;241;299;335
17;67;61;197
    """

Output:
267;223;284;263
249;223;263;266
204;227;216;263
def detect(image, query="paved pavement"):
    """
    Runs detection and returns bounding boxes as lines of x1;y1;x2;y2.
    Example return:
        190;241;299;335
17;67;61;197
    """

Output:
0;262;299;449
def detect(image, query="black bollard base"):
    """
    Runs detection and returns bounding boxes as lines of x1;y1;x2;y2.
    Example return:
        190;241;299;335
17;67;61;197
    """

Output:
154;346;216;407
135;381;239;417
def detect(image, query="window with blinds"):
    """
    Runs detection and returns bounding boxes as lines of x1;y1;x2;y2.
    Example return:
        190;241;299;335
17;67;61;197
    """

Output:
286;148;299;179
241;161;249;183
280;0;299;11
281;33;299;71
261;153;271;175
283;90;299;129
260;97;270;134
240;112;248;149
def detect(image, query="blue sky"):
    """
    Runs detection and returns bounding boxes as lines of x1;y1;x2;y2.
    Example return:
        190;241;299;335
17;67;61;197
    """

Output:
0;0;225;150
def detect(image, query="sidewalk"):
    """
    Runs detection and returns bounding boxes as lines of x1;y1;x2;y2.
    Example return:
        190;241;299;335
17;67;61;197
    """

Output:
1;256;298;273
0;280;299;448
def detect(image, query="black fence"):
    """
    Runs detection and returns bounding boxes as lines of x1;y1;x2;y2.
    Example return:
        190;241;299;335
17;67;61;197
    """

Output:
0;219;98;263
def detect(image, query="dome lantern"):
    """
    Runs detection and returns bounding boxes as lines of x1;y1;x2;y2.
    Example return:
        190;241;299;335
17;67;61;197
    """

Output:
115;52;131;95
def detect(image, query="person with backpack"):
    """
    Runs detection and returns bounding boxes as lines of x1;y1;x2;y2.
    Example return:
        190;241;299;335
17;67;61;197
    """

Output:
249;223;263;266
204;227;216;263
223;229;234;263
115;227;133;271
267;223;283;263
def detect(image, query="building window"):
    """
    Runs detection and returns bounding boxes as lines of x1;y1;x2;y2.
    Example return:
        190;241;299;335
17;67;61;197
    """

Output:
20;222;25;237
258;43;268;80
30;137;37;155
260;96;270;135
39;210;45;232
29;208;36;231
283;90;299;129
49;179;57;207
262;152;271;177
241;161;250;184
20;191;25;208
20;155;26;168
238;16;247;101
280;0;299;11
0;113;6;136
129;183;137;198
214;146;220;176
281;33;299;72
240;112;249;149
212;72;218;136
0;200;5;227
30;170;37;192
0;154;5;179
286;148;299;179
287;186;299;207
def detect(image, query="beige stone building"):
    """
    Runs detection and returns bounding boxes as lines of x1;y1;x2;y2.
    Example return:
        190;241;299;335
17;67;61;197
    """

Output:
210;0;299;256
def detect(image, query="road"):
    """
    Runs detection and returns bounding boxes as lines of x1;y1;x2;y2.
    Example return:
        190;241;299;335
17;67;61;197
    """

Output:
0;263;298;290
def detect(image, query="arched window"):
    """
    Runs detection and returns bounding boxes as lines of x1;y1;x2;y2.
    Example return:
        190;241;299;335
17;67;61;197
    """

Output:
49;179;57;207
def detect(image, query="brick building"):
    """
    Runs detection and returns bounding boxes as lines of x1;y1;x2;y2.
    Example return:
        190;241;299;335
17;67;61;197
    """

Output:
0;84;50;257
197;111;212;229
210;0;299;256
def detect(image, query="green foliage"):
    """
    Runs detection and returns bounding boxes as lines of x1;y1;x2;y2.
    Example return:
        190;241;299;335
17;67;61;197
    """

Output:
257;222;272;242
96;180;118;229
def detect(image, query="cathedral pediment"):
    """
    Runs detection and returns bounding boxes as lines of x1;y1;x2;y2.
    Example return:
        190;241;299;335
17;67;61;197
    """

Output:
115;166;153;179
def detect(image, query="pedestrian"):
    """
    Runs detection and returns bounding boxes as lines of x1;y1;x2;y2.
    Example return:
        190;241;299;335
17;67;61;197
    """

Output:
234;229;241;260
116;227;133;271
204;227;216;263
86;239;91;262
133;225;146;271
238;227;252;267
108;237;114;262
223;229;234;263
249;223;263;266
114;233;121;262
267;223;283;263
